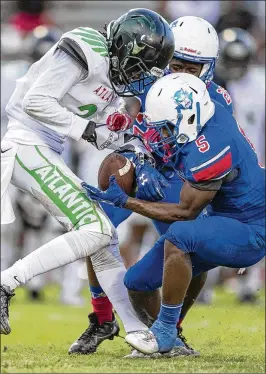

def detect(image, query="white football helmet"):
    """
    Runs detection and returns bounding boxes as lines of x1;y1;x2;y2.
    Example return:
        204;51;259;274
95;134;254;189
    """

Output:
170;16;219;83
144;73;215;161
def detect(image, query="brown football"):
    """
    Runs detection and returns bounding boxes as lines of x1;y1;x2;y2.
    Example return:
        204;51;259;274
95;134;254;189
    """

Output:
98;152;136;195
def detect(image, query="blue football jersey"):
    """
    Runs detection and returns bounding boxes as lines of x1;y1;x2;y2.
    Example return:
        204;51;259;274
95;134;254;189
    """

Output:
132;78;233;137
207;81;233;114
176;100;265;223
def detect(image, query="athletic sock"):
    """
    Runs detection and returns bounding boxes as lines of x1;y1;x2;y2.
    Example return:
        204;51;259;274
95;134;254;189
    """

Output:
158;303;183;327
90;285;106;299
91;296;113;324
90;285;113;324
96;266;148;333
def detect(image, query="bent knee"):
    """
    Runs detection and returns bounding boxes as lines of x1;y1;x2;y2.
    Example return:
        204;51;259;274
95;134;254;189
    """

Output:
164;239;188;260
124;264;161;292
164;221;195;253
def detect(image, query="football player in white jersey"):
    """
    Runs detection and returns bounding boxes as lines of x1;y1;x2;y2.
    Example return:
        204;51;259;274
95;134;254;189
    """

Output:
0;8;175;339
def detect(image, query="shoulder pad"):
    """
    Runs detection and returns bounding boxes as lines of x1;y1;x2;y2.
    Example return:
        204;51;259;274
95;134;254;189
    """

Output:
57;37;88;71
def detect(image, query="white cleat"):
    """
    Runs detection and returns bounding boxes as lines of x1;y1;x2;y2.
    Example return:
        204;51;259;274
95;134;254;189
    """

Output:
124;347;200;359
125;330;159;354
124;349;162;359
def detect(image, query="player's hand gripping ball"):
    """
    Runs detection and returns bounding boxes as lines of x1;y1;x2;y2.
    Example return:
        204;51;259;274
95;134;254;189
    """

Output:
81;153;136;207
82;175;129;207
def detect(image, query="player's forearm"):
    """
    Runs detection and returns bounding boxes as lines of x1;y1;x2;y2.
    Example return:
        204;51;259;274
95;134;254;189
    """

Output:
125;197;195;223
23;94;88;140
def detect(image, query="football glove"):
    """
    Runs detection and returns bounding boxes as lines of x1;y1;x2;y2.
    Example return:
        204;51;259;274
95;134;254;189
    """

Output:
81;176;129;208
135;162;170;201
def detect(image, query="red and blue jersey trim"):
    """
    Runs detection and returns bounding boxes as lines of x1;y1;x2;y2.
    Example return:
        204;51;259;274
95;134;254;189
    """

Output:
190;146;232;182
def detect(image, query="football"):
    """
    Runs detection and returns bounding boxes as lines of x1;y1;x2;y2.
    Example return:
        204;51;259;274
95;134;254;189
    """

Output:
98;152;136;195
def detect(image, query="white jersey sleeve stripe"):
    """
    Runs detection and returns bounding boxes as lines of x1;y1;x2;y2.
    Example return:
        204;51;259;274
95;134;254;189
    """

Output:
190;146;231;172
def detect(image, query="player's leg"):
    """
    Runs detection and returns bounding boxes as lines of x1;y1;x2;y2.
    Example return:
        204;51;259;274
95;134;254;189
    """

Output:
69;202;134;354
124;236;164;325
70;144;121;349
125;216;265;354
152;177;208;344
69;256;120;354
124;235;200;356
1;144;147;336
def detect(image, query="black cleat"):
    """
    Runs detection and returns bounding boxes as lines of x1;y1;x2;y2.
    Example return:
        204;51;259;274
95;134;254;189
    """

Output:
177;326;200;356
1;285;15;335
68;312;120;354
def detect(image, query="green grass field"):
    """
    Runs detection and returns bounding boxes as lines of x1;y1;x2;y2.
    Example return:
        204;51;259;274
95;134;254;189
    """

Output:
1;285;265;373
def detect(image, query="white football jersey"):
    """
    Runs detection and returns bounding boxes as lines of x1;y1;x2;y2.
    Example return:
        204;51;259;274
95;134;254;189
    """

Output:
4;27;120;154
227;66;265;165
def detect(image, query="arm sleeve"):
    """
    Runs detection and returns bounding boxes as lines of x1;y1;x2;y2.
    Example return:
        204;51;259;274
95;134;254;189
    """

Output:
187;167;239;191
22;49;89;141
188;179;223;191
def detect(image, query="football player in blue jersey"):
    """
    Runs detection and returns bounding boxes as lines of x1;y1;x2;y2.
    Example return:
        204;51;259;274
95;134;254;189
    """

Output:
69;16;235;357
83;72;265;356
131;15;233;141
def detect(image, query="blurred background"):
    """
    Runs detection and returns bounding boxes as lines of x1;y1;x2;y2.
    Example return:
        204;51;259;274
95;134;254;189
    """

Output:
1;0;265;307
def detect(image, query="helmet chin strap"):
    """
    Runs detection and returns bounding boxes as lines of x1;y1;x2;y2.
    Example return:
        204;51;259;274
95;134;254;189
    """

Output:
200;60;216;83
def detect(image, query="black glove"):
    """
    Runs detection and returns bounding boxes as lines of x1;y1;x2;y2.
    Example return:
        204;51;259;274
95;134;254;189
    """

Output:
82;121;97;143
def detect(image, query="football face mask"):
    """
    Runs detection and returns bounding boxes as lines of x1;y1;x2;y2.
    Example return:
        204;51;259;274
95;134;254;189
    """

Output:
144;117;190;163
106;9;175;97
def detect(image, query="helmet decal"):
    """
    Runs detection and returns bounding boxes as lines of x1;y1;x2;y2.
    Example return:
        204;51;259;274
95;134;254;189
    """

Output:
174;89;193;110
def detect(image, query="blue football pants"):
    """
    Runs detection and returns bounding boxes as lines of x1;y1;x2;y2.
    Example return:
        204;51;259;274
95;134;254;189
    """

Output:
124;216;265;291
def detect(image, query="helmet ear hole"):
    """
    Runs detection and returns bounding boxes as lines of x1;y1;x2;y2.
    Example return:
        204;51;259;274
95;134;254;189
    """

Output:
188;114;195;124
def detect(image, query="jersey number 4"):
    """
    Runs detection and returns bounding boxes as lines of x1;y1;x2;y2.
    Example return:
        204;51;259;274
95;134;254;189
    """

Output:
195;135;210;153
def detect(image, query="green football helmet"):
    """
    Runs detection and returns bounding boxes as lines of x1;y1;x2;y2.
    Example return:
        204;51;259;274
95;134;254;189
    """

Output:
106;8;175;96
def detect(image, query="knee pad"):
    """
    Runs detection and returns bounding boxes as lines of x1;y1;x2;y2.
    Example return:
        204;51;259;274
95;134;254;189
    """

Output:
124;236;165;291
63;229;112;259
90;232;124;273
124;264;161;292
